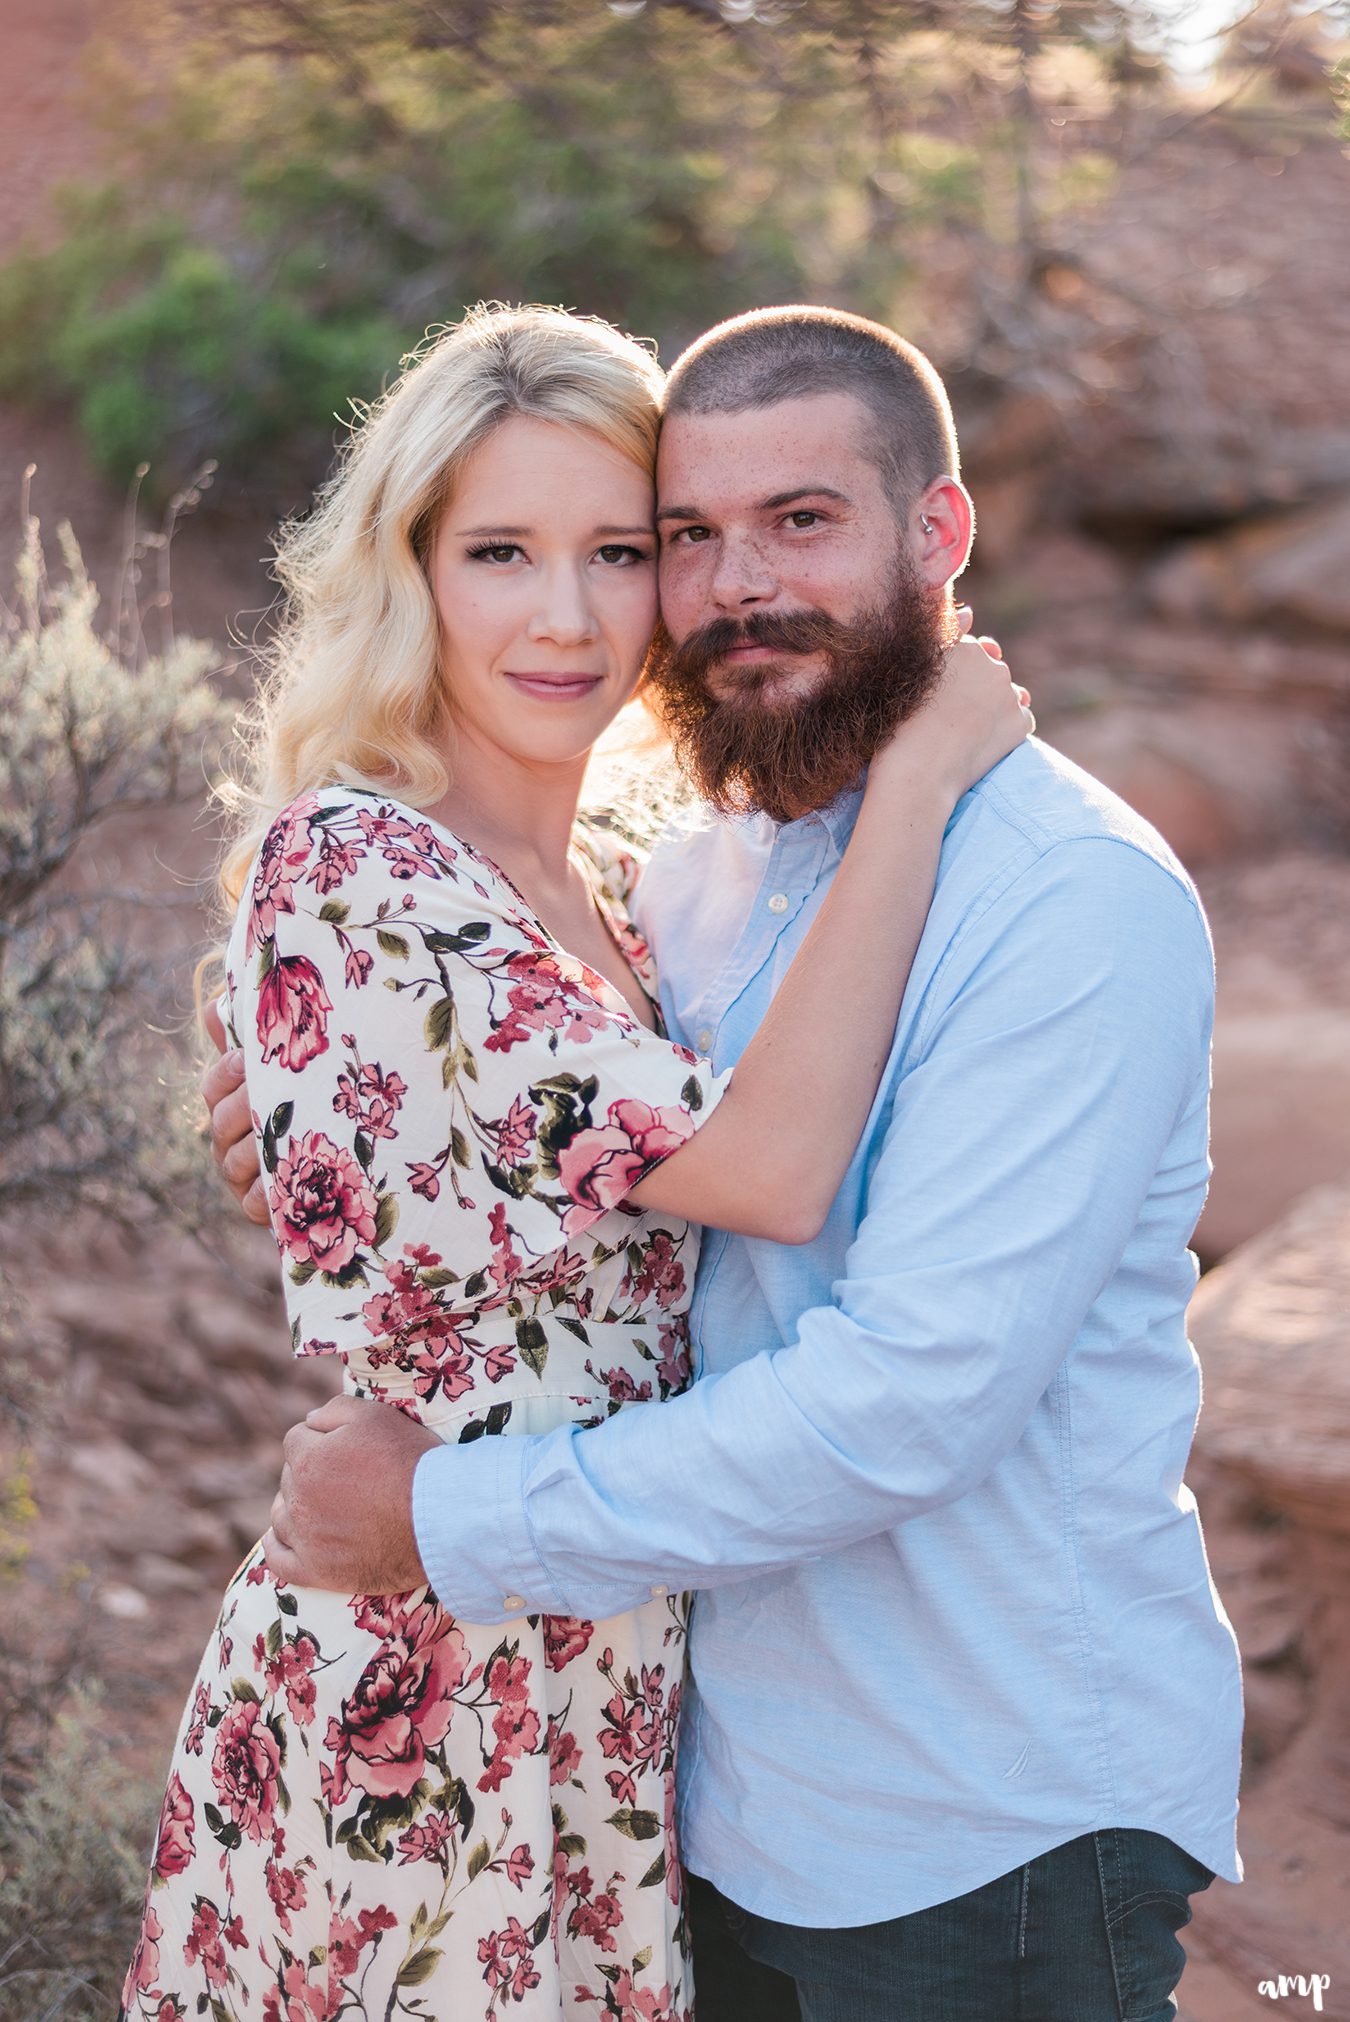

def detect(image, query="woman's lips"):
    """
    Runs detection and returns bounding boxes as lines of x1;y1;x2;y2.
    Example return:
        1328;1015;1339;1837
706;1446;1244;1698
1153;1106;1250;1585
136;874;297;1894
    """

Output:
504;672;605;701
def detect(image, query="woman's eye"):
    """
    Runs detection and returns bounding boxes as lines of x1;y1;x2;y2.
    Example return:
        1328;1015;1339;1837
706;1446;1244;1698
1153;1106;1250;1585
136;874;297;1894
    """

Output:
596;543;648;566
468;543;522;564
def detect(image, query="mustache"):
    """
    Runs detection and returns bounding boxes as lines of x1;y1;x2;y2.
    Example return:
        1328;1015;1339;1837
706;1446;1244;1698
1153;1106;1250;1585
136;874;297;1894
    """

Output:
669;607;860;681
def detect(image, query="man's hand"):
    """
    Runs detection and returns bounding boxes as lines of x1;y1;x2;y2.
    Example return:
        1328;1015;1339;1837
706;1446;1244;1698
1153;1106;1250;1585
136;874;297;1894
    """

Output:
264;1396;440;1592
201;996;269;1226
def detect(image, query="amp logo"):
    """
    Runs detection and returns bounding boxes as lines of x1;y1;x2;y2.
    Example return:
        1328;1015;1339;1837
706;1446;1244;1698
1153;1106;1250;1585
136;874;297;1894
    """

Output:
1257;1974;1332;2012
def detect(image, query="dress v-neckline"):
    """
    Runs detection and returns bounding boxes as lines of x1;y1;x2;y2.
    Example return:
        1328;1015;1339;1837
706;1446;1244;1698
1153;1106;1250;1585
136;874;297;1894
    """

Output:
353;789;662;1032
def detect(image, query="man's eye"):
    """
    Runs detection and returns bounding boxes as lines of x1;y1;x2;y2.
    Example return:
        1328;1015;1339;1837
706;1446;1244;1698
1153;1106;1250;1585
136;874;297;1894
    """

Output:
787;511;821;528
671;525;712;545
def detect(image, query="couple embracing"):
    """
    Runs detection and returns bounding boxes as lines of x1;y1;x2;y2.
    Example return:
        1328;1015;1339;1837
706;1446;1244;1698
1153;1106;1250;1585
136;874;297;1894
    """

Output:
121;303;1242;2022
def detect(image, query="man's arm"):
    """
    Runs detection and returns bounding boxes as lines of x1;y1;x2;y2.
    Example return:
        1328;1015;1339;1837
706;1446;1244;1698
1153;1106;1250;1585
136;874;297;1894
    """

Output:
411;836;1215;1622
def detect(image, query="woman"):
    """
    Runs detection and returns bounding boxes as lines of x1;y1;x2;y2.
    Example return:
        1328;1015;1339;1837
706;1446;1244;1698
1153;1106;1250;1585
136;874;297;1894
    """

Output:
121;306;1028;2022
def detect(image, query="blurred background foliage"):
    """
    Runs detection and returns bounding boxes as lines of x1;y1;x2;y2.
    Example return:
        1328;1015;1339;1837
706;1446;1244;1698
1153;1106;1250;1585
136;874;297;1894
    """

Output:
0;0;1257;500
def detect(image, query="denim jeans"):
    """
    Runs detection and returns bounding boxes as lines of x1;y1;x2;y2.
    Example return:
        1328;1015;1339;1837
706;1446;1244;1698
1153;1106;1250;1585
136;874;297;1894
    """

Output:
687;1829;1214;2022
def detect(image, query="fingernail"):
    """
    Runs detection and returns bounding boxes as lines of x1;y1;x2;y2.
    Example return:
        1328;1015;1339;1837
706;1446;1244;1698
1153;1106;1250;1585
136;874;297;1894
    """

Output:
227;1049;245;1072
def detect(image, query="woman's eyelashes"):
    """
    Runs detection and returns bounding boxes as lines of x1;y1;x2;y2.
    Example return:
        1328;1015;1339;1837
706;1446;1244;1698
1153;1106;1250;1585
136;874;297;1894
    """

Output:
464;541;654;567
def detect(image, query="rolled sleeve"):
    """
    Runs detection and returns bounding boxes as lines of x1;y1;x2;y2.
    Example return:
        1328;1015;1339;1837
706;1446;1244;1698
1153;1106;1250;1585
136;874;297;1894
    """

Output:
410;838;1216;1613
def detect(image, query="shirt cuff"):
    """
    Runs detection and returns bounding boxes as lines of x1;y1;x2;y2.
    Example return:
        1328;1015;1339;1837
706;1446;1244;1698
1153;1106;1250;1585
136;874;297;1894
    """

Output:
412;1434;550;1623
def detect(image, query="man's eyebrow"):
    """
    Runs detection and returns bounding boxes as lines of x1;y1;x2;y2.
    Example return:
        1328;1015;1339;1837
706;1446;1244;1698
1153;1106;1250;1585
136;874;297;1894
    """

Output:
760;486;853;510
655;486;853;525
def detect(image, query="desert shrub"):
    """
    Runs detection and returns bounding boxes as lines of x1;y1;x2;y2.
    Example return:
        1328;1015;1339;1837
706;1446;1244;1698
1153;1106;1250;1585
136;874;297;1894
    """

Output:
0;1690;154;2022
0;507;234;1223
0;512;234;2015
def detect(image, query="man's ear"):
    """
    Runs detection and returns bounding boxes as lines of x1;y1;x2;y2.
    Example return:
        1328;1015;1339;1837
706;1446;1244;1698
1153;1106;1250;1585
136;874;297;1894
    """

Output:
910;478;974;588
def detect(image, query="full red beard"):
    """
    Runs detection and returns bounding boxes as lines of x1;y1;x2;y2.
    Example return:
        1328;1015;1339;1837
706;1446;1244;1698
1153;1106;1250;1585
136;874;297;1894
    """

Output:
644;564;957;824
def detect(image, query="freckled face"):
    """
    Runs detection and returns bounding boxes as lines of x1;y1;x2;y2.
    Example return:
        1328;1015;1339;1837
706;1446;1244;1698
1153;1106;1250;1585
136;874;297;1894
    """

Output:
655;392;908;701
429;415;658;768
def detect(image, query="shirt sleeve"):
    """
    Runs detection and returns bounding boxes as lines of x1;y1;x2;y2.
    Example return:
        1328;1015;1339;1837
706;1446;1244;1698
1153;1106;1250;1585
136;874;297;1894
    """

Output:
224;791;729;1360
412;836;1216;1621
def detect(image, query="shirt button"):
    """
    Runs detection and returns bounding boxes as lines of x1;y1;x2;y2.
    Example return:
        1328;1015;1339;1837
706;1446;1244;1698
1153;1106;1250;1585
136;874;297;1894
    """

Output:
767;892;790;914
503;1594;524;1613
696;1029;713;1051
650;1584;668;1599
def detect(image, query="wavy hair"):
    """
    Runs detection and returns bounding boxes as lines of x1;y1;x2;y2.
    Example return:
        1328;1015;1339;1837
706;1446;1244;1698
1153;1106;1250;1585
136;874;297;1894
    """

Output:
218;304;666;910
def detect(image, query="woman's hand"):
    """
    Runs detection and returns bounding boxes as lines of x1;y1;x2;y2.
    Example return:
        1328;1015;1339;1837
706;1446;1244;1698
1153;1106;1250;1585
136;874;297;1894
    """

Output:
871;606;1033;811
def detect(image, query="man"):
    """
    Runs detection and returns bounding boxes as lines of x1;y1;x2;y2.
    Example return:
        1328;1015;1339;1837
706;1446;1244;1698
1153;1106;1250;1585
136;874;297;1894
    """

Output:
205;307;1242;2021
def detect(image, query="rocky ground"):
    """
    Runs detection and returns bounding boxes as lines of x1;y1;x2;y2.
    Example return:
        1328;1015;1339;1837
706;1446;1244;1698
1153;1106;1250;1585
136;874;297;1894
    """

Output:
4;10;1350;2019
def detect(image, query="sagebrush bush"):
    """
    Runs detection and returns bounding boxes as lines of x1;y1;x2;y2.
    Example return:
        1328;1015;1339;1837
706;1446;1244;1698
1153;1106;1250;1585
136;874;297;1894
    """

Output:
0;510;233;1224
0;1691;156;2022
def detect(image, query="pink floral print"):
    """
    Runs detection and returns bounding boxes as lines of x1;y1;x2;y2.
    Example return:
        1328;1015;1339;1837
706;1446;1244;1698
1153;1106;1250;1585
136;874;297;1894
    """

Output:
122;791;727;2021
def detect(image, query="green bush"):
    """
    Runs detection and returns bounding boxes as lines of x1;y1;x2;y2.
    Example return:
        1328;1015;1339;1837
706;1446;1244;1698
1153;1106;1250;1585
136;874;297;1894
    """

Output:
0;0;1156;497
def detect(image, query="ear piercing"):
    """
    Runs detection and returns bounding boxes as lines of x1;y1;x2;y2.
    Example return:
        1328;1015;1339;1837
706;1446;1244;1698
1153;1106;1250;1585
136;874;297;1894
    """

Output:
920;515;935;534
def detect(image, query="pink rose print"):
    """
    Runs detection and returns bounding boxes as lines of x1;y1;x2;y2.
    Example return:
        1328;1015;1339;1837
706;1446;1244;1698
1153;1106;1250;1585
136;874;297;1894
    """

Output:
325;1599;469;1802
355;805;445;880
549;1722;582;1787
656;1320;691;1394
327;1905;398;1996
478;1918;542;2002
543;1616;594;1673
629;1232;686;1311
307;832;363;894
257;954;332;1072
492;1094;538;1170
259;1631;320;1725
269;1131;378;1275
246;800;315;954
568;1876;624;1953
211;1696;283;1844
264;1851;308;1935
183;1679;210;1756
479;1652;541;1793
123;1903;162;1999
577;1967;681;2021
557;1099;696;1233
183;1899;244;1988
333;1053;407;1139
484;953;614;1055
396;1813;455;1868
344;943;374;989
261;1958;327;2022
152;1772;195;1879
488;1201;523;1291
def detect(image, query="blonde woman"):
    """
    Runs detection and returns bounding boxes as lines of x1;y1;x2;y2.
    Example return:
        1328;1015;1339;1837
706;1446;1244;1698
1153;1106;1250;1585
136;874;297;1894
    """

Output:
120;307;1028;2022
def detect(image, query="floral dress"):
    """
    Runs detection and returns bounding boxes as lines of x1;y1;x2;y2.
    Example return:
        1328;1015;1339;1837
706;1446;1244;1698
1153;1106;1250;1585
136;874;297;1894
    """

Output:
121;787;731;2022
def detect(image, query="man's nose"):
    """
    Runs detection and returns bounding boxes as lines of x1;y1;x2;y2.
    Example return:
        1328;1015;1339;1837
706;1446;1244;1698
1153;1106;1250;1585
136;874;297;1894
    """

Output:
526;567;599;646
709;533;778;611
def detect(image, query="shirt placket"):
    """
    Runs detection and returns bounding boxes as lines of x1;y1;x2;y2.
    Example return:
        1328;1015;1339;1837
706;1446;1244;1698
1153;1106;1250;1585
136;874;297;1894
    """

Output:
686;817;831;1372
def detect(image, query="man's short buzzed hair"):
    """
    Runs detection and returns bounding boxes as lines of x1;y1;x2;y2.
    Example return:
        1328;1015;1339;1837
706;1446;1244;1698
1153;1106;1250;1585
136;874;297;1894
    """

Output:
662;305;959;512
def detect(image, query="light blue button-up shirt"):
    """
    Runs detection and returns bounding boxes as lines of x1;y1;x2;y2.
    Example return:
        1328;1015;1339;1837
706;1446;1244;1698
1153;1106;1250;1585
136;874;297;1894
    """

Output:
413;738;1243;1924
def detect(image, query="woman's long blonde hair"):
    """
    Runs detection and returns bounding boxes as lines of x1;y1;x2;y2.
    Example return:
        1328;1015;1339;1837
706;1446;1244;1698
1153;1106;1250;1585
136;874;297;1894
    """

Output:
219;304;667;911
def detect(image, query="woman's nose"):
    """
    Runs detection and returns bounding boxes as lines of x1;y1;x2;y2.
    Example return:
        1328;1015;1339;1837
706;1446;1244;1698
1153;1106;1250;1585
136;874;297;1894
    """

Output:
526;568;599;646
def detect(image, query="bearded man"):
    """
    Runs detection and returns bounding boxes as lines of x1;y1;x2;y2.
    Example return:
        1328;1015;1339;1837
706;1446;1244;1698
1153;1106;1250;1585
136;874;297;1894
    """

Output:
206;307;1242;2020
